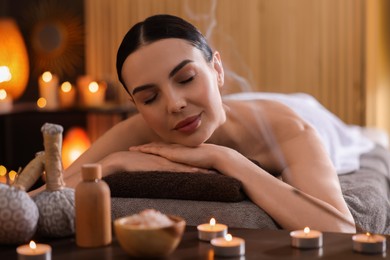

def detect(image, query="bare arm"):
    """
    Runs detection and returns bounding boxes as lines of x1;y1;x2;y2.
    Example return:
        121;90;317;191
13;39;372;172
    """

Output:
221;126;356;232
65;114;153;176
130;123;356;233
28;114;211;197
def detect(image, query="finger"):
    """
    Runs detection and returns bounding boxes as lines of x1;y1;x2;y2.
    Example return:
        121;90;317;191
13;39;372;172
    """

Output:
130;144;169;157
129;146;139;151
129;145;154;153
129;142;166;151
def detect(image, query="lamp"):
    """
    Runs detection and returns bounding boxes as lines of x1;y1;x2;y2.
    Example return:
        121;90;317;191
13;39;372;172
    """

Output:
62;127;91;169
0;18;29;100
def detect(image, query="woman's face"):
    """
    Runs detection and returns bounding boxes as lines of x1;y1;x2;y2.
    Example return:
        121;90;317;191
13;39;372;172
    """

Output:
121;38;226;146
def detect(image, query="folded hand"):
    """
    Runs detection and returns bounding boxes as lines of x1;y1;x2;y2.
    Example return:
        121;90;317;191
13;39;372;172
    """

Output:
129;142;227;171
100;149;214;174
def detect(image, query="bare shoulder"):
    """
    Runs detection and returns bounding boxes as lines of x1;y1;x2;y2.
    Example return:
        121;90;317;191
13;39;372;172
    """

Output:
224;98;314;142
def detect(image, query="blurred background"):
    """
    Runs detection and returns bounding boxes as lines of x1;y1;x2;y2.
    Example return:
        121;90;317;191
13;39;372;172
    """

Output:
0;0;389;181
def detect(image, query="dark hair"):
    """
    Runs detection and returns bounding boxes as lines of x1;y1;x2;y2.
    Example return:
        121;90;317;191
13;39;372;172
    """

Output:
116;14;213;93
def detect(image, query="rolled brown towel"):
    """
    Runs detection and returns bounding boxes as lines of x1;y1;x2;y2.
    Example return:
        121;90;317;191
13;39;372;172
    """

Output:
103;171;247;202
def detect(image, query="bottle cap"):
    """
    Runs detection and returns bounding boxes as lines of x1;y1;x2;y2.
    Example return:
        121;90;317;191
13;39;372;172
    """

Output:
81;163;102;181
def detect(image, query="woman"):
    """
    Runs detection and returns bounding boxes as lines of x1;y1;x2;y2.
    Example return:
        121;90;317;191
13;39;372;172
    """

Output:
36;14;356;233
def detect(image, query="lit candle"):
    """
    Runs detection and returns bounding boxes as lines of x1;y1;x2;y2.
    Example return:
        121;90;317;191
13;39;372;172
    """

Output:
0;165;8;184
0;89;12;113
8;169;17;185
290;227;323;249
352;232;386;254
197;218;228;241
16;240;52;260
59;81;76;108
80;81;106;107
211;233;245;257
38;71;59;110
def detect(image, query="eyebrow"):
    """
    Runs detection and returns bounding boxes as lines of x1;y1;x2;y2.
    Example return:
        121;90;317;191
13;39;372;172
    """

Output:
169;59;193;78
132;59;193;96
131;83;156;95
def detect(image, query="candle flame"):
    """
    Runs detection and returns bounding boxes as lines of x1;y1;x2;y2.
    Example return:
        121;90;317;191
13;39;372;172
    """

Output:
365;232;373;242
225;234;232;242
88;81;99;93
61;81;72;93
304;227;310;234
0;89;7;100
29;240;37;249
8;170;17;182
210;218;216;226
0;165;6;176
42;71;53;83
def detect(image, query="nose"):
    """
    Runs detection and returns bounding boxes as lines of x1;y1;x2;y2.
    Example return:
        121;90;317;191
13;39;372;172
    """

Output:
166;91;186;113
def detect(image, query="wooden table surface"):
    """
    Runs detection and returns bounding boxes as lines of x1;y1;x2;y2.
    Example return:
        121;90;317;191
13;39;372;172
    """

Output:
1;226;388;259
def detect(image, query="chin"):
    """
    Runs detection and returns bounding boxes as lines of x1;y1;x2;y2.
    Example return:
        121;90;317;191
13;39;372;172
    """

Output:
171;133;210;147
176;138;204;147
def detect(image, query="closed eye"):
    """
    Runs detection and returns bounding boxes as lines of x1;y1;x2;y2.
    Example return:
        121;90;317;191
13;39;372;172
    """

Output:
144;93;158;104
179;76;194;84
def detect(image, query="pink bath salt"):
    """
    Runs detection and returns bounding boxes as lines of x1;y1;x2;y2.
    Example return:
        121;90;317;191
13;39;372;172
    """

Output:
124;209;174;228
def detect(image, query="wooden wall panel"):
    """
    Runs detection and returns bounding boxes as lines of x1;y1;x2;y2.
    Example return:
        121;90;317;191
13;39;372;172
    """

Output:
365;0;390;133
84;0;366;125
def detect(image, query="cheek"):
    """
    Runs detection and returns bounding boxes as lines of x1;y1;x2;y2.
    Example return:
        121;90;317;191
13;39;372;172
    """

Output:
194;72;216;95
196;77;221;108
140;110;166;133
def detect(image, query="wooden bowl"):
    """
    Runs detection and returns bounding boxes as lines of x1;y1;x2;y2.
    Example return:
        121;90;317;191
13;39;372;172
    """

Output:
114;214;186;257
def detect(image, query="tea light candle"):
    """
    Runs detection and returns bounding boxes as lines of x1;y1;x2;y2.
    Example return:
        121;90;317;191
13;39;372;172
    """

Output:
16;240;52;260
38;71;59;110
0;89;12;113
211;234;245;257
197;218;228;241
352;232;386;254
290;227;323;249
59;81;76;108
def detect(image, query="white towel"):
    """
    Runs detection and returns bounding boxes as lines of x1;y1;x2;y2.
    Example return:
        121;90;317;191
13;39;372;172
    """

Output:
224;92;375;174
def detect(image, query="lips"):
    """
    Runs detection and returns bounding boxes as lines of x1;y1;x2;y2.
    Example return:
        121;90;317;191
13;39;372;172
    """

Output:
173;114;201;133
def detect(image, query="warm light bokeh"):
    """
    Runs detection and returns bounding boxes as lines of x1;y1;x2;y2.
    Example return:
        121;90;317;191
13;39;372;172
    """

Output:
42;71;53;83
0;89;7;100
0;165;7;184
61;81;72;93
0;19;29;99
62;127;91;169
88;81;99;93
8;170;17;183
37;97;47;108
0;165;7;176
0;66;11;83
